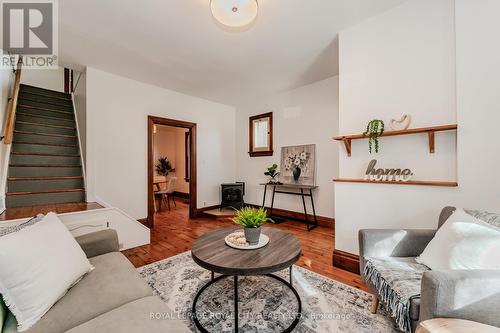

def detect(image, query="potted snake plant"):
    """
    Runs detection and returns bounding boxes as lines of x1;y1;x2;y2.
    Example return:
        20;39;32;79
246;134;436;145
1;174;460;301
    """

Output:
232;207;273;245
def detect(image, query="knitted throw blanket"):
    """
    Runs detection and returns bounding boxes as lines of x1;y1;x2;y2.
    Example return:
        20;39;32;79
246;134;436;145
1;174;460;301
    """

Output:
363;257;429;333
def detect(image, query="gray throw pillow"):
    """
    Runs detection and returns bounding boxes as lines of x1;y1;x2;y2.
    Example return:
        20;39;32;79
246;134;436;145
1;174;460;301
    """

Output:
0;214;45;237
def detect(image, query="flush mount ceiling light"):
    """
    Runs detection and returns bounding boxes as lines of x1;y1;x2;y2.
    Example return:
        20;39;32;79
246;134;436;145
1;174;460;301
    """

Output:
210;0;259;28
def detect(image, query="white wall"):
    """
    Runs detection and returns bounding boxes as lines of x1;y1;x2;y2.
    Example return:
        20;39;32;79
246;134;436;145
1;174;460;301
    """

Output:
335;0;500;255
20;67;65;92
454;0;500;212
153;125;177;173
235;77;339;218
338;0;457;183
86;67;236;219
0;63;15;211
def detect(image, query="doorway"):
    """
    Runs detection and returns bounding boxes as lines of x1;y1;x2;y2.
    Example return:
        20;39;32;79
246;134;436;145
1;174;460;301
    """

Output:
148;116;197;228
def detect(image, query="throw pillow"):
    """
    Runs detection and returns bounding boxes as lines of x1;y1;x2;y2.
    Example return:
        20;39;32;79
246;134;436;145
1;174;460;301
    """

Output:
416;208;500;270
0;214;44;237
0;212;94;332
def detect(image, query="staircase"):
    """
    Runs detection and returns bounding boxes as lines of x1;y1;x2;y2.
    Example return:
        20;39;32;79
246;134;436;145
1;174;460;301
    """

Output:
5;84;85;208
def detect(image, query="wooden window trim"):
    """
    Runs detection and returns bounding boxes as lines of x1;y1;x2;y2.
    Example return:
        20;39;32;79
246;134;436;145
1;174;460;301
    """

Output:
249;112;273;157
184;131;190;182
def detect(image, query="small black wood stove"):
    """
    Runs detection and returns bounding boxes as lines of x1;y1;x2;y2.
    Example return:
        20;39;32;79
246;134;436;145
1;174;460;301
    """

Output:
220;182;245;210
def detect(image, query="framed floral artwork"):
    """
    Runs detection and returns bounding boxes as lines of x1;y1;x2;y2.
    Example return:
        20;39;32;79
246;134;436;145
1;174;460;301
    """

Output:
280;144;316;185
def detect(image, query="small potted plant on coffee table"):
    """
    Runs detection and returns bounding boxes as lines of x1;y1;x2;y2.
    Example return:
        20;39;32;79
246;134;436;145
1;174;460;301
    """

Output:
232;207;273;245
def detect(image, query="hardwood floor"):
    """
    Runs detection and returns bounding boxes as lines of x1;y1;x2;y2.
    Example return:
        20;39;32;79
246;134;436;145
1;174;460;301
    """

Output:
122;201;369;292
0;202;104;221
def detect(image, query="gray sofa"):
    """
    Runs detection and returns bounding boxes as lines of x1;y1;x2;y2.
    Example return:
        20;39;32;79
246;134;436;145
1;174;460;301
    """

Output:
359;206;500;333
1;229;191;333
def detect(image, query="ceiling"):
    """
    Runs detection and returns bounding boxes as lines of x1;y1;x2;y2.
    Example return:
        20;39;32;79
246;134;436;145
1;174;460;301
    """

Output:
59;0;406;106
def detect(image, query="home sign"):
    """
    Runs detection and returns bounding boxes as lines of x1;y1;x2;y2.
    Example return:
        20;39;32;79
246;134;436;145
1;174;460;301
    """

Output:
364;159;413;182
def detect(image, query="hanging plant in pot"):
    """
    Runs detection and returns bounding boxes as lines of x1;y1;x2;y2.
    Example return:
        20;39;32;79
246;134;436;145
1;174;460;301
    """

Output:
232;207;273;245
363;119;385;153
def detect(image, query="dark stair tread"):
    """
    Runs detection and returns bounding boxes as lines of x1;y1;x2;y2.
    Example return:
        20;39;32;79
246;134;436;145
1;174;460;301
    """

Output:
10;164;82;168
14;130;77;138
20;90;71;101
17;104;74;115
13;141;78;148
16;112;75;123
19;91;72;106
16;121;75;130
18;97;73;108
6;188;85;196
11;152;80;157
20;84;70;98
8;176;83;181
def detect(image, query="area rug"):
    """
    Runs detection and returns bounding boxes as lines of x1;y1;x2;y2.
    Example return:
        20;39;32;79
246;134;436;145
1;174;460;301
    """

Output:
138;252;399;333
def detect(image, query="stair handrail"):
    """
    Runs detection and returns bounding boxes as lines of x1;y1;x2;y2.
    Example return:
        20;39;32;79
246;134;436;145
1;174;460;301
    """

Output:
3;56;23;144
70;78;87;197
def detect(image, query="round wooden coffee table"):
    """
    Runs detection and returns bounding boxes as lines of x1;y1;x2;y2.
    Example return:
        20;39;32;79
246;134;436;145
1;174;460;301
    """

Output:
191;227;302;333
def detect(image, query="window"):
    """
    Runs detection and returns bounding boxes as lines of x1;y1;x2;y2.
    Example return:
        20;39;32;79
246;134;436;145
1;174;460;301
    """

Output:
249;112;273;157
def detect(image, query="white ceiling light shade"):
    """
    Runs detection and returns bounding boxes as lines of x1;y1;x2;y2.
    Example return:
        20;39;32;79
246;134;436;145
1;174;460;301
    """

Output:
210;0;258;28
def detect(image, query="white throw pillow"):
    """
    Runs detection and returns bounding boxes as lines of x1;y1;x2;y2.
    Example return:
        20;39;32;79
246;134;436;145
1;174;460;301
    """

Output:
0;212;93;331
416;208;500;270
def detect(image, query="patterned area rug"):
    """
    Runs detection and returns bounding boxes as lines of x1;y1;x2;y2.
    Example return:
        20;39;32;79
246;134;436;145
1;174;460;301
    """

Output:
138;252;399;333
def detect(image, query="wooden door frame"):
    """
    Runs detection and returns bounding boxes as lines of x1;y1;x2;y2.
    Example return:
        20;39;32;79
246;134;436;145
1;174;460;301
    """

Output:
148;116;197;227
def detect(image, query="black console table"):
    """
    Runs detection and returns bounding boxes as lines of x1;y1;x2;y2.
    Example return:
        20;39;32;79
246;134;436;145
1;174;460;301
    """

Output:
260;183;318;231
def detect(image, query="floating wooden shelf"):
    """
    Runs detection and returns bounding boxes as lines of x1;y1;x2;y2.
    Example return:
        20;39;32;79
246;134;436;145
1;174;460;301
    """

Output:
333;178;458;187
334;124;457;156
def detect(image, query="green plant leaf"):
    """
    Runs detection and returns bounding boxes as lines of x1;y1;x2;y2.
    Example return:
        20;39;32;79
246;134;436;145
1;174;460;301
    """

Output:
365;120;385;153
232;207;269;228
155;157;173;176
